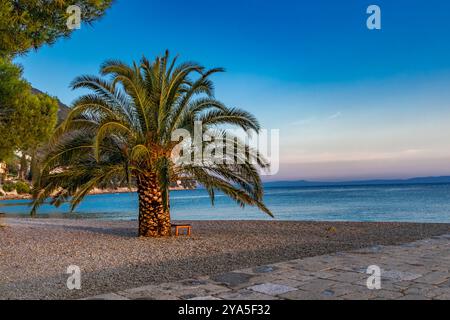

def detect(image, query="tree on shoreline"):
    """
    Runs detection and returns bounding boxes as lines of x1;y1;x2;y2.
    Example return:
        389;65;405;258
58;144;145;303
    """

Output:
0;57;29;160
0;57;59;179
16;93;59;181
32;51;273;237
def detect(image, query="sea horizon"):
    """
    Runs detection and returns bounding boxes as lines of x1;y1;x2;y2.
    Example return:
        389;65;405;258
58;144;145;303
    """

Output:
2;182;450;223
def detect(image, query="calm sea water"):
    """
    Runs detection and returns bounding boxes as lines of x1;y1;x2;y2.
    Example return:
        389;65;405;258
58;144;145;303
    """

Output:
1;184;450;223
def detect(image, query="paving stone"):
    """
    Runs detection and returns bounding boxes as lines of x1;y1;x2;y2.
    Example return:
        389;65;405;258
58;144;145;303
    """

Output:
117;287;178;300
118;282;219;300
372;290;404;300
321;289;336;297
382;270;422;282
174;280;231;295
397;294;431;300
217;289;279;300
402;285;439;298
308;271;337;279
280;269;316;282
199;284;232;295
435;287;450;296
414;272;449;285
340;291;377;300
329;271;370;285
210;272;254;287
248;283;297;295
181;279;209;286
247;274;287;285
437;279;450;288
180;294;197;299
292;261;334;272
85;293;129;300
271;278;308;288
429;266;450;273
279;289;342;300
188;296;222;300
336;266;369;273
378;280;414;292
434;293;450;300
253;265;279;273
330;283;369;297
354;245;385;254
136;294;180;300
119;284;160;294
297;279;340;292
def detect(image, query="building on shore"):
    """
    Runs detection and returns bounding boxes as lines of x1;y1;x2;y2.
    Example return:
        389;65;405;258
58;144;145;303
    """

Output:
0;162;6;185
0;162;6;175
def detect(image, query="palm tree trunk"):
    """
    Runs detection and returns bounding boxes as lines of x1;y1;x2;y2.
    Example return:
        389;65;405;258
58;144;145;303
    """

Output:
137;172;171;237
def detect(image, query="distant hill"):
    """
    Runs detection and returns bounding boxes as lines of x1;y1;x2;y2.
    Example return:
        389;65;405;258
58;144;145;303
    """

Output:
263;176;450;188
31;88;70;122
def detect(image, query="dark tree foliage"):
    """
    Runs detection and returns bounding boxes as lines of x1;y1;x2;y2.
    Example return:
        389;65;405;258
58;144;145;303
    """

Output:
0;0;113;57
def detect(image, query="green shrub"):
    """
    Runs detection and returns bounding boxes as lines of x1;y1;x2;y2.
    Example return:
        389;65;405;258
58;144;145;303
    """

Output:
15;181;31;194
2;182;15;192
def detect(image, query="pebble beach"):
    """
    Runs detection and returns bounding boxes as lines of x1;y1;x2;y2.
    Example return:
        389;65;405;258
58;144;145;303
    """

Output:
1;217;450;299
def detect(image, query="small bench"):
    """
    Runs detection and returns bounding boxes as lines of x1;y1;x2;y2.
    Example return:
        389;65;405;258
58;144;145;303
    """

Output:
171;224;192;236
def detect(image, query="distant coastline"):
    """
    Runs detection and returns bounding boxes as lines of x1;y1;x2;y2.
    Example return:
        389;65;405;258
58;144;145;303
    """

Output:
0;186;190;201
263;176;450;188
2;175;450;202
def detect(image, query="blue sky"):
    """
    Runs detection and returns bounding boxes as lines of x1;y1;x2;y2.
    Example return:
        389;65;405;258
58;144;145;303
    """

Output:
15;0;450;180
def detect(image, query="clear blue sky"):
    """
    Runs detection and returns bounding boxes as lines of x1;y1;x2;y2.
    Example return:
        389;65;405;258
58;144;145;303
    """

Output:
16;0;450;181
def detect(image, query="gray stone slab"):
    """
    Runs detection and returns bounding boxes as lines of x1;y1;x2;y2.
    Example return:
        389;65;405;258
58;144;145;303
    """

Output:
397;294;431;300
253;265;279;274
434;293;450;300
280;289;342;300
248;283;297;295
210;272;254;287
85;293;129;300
382;270;422;282
188;296;222;300
414;271;449;285
217;289;280;300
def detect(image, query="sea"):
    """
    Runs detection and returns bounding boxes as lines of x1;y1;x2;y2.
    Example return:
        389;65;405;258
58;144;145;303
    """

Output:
1;183;450;223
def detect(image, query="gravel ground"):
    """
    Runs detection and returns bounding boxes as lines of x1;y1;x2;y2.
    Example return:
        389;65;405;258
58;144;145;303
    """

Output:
1;217;450;300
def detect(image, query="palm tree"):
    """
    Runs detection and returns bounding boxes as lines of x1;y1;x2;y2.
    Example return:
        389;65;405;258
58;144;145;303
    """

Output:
31;51;273;237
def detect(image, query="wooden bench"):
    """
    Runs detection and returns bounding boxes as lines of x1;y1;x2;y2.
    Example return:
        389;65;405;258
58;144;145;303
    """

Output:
171;224;192;236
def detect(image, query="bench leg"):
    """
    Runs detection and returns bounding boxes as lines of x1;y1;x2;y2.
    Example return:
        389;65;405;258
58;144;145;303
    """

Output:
173;226;191;236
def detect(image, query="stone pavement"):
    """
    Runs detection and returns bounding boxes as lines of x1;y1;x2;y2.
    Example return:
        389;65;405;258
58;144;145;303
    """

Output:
87;234;450;300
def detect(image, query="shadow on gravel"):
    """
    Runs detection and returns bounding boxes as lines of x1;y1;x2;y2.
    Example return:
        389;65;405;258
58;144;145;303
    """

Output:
30;223;138;238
